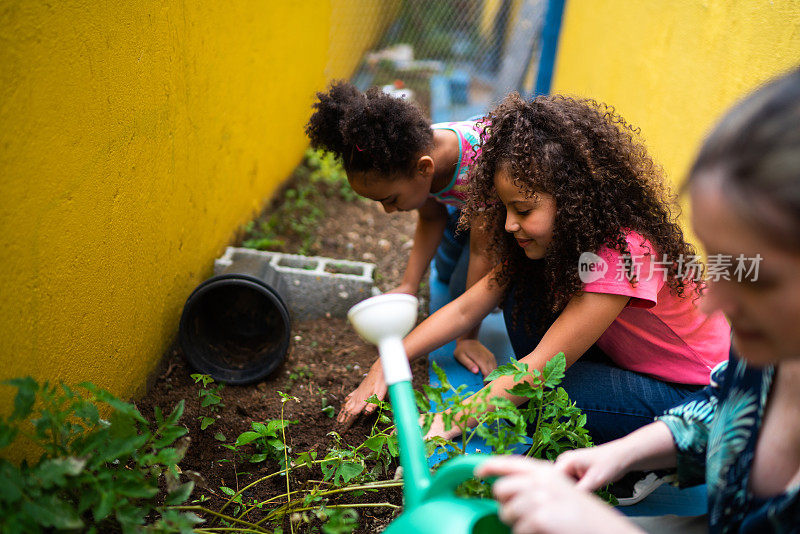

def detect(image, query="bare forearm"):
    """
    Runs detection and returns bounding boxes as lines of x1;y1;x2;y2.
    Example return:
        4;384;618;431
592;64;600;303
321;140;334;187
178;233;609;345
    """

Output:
609;422;678;472
403;273;502;362
448;293;630;429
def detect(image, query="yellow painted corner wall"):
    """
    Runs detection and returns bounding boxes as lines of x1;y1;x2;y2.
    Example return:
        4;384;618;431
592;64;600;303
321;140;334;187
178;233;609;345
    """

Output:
0;0;393;432
552;0;800;201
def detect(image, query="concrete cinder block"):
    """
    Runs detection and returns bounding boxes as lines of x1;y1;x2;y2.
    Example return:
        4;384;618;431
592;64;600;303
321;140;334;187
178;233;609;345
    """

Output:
214;247;378;321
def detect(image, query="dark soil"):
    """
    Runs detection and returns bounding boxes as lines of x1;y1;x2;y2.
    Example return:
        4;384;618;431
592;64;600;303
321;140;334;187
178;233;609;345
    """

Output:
138;176;428;533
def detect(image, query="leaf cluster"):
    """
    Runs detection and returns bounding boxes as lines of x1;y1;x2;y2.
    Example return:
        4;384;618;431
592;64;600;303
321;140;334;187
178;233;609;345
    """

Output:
167;353;594;533
0;377;199;534
421;352;593;485
190;374;224;431
226;419;298;466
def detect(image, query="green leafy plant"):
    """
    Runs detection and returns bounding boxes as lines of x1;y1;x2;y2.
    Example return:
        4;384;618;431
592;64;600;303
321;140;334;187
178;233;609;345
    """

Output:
228;418;298;465
422;353;593;464
174;353;595;532
178;391;402;533
191;373;224;430
320;396;335;419
319;507;358;534
0;377;200;533
486;353;593;459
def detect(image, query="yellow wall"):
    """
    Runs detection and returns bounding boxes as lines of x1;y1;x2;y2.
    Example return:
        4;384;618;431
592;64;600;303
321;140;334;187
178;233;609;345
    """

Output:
0;1;393;422
552;0;800;196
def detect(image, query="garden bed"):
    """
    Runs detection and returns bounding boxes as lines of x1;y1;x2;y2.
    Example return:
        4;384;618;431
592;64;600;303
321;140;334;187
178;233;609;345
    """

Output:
138;159;426;533
133;152;593;533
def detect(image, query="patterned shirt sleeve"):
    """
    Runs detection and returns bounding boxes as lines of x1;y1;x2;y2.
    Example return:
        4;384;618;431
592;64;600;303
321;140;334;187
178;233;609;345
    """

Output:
656;358;729;487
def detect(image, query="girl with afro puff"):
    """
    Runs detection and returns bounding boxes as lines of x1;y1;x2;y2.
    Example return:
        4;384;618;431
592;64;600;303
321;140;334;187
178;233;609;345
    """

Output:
306;81;497;429
383;92;732;445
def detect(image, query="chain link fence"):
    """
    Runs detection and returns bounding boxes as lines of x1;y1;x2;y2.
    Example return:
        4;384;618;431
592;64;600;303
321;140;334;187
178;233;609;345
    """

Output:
333;0;546;122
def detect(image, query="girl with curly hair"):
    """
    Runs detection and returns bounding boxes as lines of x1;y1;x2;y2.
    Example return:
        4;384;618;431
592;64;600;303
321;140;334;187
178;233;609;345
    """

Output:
478;66;800;534
306;81;496;428
393;92;731;445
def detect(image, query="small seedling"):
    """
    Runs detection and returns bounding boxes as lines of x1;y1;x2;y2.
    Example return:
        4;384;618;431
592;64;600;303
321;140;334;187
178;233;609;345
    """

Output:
227;419;297;465
286;365;313;390
191;373;225;430
318;388;335;418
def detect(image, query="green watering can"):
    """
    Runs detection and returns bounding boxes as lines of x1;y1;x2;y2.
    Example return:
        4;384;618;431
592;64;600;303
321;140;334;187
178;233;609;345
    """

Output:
347;294;510;534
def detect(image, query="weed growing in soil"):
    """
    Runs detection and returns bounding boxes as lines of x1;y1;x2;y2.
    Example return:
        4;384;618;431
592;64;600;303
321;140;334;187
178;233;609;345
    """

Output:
0;378;199;533
243;149;364;255
285;365;312;391
227;418;298;466
191;374;225;431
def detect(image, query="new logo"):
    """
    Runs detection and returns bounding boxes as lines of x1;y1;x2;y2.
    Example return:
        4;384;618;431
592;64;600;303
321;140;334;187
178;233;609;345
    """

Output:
578;252;608;284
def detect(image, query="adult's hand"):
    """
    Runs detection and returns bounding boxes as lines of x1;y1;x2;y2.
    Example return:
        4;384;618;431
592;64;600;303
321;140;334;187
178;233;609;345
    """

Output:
556;422;678;491
453;339;497;375
476;456;643;534
337;362;387;432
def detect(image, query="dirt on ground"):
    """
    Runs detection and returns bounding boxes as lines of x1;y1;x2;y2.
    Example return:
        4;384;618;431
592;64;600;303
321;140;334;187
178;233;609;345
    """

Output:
138;179;430;533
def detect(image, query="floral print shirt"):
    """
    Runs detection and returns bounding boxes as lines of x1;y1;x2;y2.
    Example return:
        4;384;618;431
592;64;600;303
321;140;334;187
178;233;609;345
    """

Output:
658;355;800;533
428;121;483;207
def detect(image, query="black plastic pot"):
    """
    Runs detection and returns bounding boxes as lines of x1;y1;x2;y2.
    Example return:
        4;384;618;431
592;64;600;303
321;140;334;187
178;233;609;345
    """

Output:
179;258;291;385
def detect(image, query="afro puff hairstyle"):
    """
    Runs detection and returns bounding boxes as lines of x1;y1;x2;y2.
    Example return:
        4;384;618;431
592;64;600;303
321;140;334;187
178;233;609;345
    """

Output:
305;80;433;176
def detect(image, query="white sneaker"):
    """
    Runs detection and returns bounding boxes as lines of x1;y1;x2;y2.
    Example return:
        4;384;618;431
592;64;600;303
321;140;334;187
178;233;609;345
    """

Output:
615;472;677;506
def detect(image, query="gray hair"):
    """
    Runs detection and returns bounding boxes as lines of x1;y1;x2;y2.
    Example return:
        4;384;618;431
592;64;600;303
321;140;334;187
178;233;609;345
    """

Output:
688;67;800;250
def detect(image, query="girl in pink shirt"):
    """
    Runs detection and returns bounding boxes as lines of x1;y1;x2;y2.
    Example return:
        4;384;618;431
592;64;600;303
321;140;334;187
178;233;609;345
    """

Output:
374;92;731;445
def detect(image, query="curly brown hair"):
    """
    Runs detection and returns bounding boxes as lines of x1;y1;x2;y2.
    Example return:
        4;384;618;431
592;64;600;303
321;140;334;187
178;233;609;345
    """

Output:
462;93;700;330
305;80;433;175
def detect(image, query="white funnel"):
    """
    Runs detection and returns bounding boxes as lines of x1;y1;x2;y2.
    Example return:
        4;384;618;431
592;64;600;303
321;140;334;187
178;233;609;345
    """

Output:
347;293;418;385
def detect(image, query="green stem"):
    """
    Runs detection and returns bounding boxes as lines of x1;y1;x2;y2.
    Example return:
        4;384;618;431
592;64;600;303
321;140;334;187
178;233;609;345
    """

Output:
237;473;399;521
526;398;545;458
194;529;266;534
255;480;402;525
217;459;327;515
280;402;294;534
170;506;270;532
313;481;403;497
289;502;401;513
236;489;305;521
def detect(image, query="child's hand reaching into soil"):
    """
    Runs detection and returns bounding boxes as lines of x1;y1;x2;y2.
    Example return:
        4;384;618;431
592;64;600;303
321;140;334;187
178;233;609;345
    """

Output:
422;411;462;441
337;360;387;431
453;339;497;375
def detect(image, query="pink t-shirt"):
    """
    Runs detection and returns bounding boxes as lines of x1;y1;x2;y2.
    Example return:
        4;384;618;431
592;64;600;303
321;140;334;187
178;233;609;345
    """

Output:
582;232;730;385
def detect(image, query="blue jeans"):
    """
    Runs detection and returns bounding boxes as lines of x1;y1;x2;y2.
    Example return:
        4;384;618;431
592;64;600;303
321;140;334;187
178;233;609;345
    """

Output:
503;285;704;444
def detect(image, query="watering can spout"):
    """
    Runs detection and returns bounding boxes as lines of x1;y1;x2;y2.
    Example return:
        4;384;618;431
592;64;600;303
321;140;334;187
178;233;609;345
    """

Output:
347;294;432;508
347;294;511;534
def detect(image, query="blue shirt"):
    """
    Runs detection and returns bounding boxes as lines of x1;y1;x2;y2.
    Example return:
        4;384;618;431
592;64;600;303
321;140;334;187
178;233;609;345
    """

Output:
658;355;800;533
